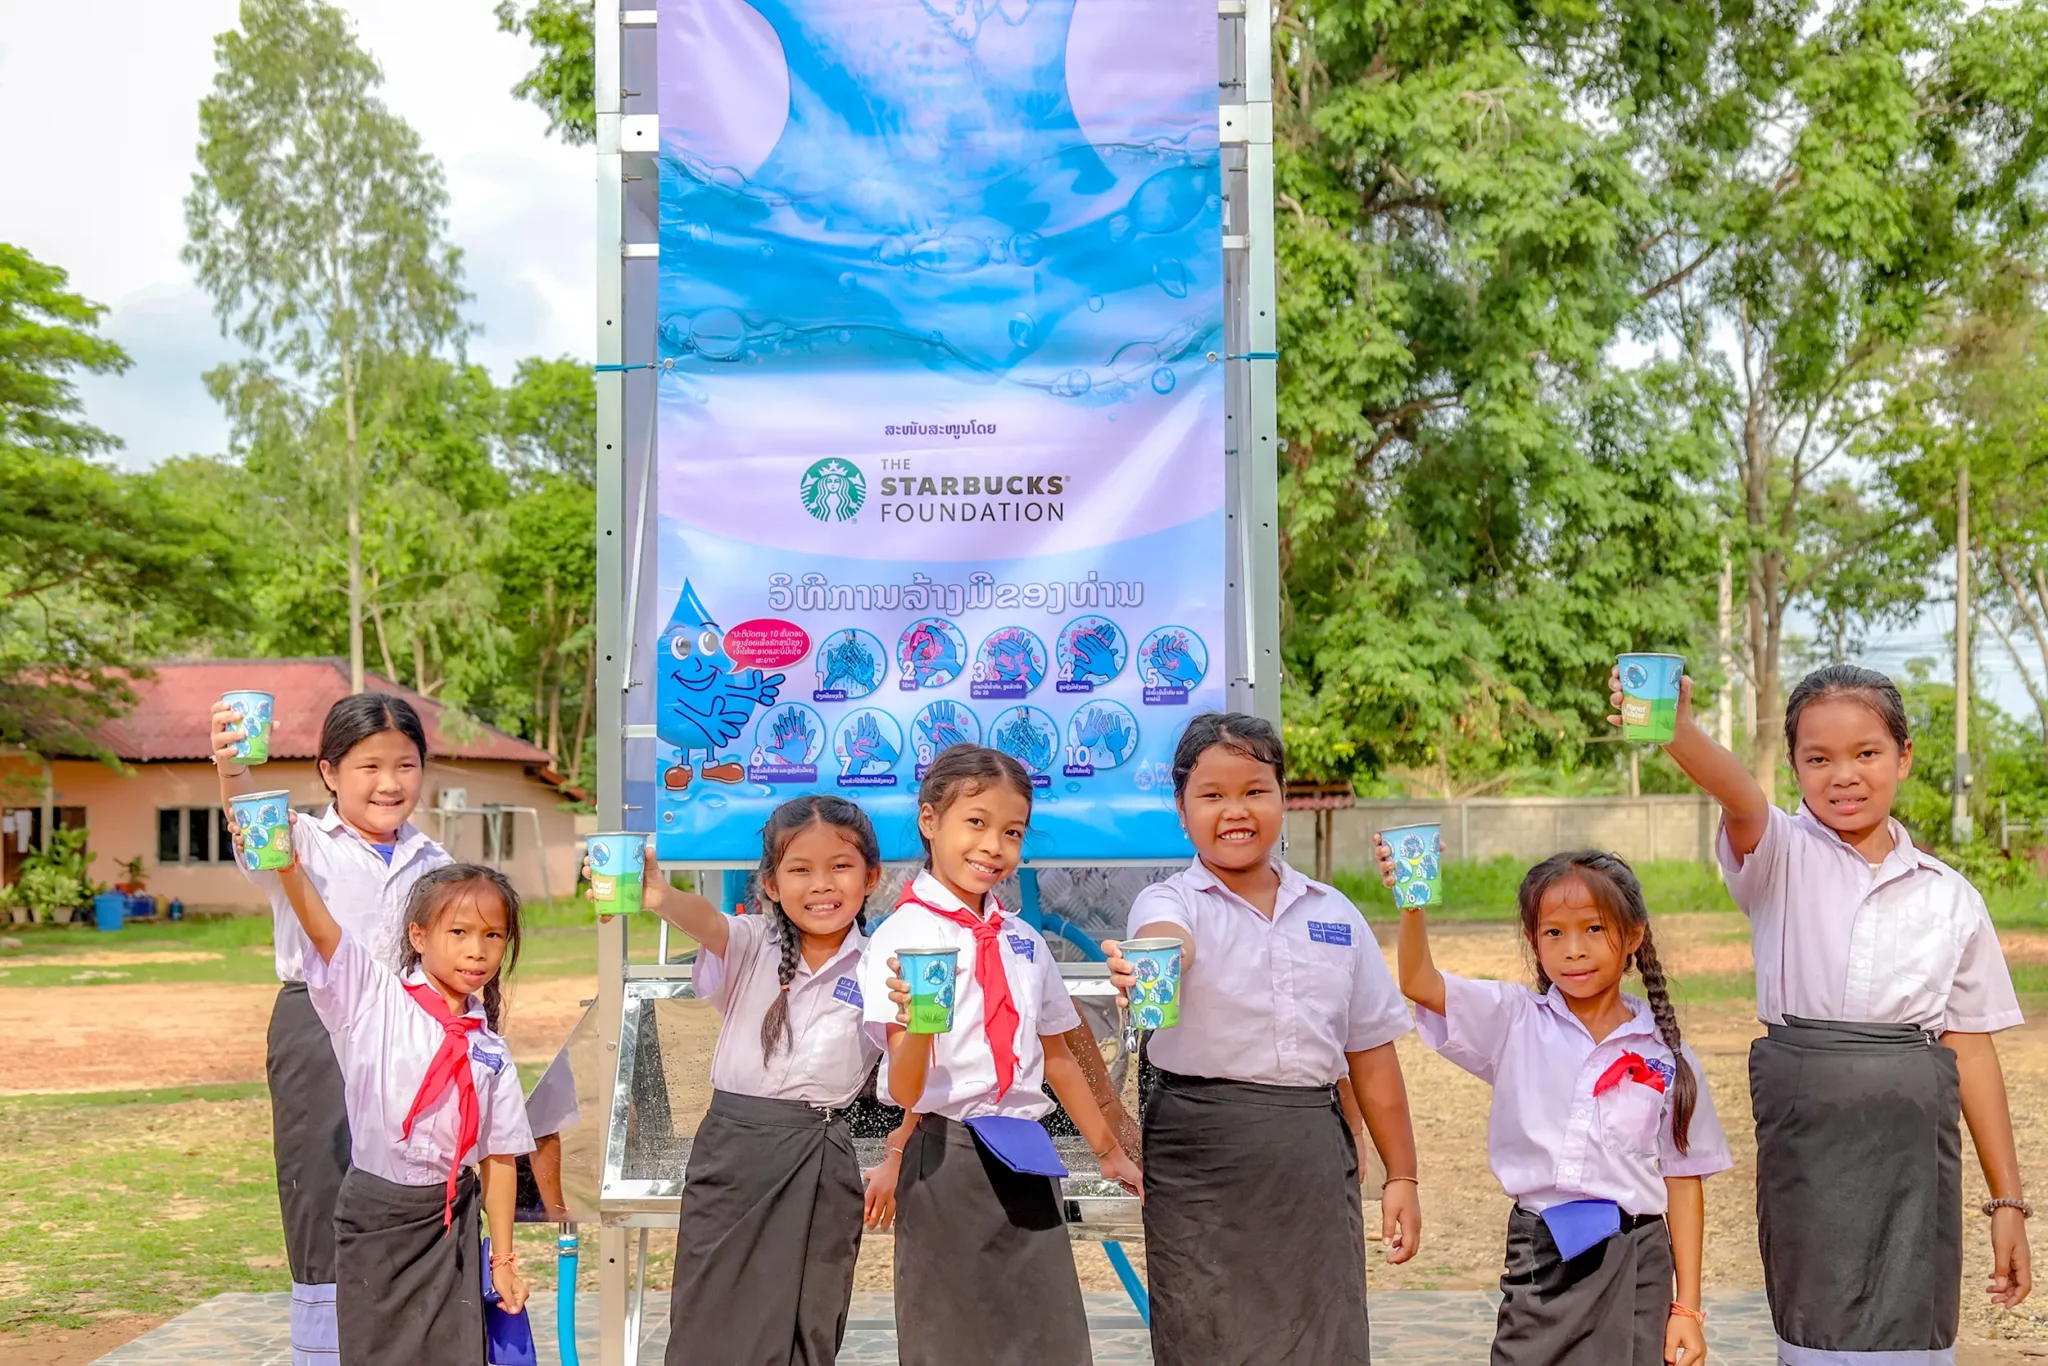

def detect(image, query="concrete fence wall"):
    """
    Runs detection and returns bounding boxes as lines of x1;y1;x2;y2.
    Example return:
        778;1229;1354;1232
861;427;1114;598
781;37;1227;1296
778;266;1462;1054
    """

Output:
1284;795;1722;870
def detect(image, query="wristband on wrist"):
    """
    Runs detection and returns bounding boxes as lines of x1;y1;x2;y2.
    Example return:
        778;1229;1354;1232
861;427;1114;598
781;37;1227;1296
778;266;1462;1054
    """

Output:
1668;1301;1705;1324
1983;1197;2033;1218
1381;1175;1418;1190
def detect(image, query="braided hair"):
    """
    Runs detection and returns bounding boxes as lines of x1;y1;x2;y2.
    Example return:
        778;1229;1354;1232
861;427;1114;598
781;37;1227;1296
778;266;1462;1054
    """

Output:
1516;850;1698;1154
398;864;522;1033
755;796;881;1062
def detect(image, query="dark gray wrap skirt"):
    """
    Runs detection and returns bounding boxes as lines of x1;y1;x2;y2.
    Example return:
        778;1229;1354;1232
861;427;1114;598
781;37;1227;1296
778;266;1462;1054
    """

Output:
1142;1070;1371;1366
665;1090;865;1366
1491;1206;1672;1364
332;1166;483;1366
1751;1016;1962;1361
893;1112;1091;1366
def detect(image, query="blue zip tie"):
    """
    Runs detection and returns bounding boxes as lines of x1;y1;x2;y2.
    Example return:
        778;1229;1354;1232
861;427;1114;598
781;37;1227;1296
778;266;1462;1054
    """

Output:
591;359;679;373
1230;351;1279;360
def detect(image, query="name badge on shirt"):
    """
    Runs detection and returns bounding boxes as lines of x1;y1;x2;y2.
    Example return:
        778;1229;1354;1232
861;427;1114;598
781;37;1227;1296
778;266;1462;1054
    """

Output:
1307;920;1353;947
1647;1057;1676;1088
832;976;863;1008
1006;933;1036;962
470;1043;505;1074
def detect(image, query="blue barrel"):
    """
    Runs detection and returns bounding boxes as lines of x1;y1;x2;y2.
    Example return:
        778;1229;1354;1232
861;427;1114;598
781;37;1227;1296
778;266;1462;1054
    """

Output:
93;891;126;933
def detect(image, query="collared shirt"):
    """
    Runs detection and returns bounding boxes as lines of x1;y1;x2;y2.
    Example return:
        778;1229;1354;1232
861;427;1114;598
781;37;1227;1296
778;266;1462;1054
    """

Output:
1127;858;1413;1087
858;871;1081;1122
1416;974;1733;1216
1719;804;2023;1032
700;913;881;1108
246;805;451;982
303;931;534;1187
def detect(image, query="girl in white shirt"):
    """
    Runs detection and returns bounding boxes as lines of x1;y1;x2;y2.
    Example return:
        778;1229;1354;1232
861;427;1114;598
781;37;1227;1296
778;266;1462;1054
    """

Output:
1387;844;1730;1365
212;692;452;1365
1641;662;2031;1361
600;795;909;1366
859;745;1141;1366
270;831;532;1366
1103;711;1421;1366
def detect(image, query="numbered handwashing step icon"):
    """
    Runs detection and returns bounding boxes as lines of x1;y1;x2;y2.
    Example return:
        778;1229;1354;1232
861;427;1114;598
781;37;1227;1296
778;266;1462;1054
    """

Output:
1063;701;1139;777
749;703;826;783
834;708;903;788
973;627;1047;700
912;700;982;776
898;617;967;690
989;705;1059;787
1138;626;1208;703
1056;616;1127;693
813;628;886;702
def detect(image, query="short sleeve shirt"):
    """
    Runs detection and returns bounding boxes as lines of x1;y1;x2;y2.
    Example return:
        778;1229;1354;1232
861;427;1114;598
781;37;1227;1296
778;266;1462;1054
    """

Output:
303;932;534;1185
1128;858;1413;1087
1415;974;1732;1215
247;806;451;982
1719;804;2022;1032
698;914;880;1108
858;871;1080;1121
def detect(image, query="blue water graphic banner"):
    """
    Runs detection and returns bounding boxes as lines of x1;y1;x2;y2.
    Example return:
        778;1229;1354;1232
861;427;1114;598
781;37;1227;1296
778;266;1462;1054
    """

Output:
653;0;1223;862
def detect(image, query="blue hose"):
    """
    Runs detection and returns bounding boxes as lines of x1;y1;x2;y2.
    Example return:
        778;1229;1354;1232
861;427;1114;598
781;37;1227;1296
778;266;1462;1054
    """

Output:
556;1227;580;1366
1101;1240;1150;1325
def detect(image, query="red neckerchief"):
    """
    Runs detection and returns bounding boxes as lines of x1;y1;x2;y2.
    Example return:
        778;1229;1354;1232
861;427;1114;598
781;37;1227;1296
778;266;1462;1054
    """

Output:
400;981;484;1228
897;885;1021;1099
1592;1051;1666;1096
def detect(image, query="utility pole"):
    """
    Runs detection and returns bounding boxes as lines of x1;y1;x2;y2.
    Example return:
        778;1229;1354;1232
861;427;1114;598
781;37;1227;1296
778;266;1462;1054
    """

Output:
1717;537;1734;750
1953;459;1973;846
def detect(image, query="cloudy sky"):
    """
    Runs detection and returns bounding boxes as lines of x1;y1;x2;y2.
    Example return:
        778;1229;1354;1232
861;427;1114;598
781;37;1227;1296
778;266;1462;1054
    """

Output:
0;0;592;470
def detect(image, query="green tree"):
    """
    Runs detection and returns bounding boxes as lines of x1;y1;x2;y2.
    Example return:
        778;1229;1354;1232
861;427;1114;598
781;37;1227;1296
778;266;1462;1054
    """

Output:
184;0;470;694
0;245;240;757
502;355;596;487
495;0;596;145
1638;0;2048;799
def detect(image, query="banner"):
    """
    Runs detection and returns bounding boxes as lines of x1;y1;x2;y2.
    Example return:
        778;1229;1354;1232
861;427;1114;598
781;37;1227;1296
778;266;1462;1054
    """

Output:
653;0;1224;861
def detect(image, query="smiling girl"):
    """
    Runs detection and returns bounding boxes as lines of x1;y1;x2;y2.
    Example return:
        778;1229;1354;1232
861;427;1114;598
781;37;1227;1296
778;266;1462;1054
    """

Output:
1104;712;1420;1365
599;796;910;1366
1388;846;1730;1364
1643;662;2030;1362
860;745;1141;1366
212;692;452;1365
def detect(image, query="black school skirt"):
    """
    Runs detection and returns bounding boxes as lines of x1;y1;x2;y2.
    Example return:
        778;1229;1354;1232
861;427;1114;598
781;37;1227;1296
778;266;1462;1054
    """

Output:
1142;1070;1370;1366
1751;1016;1962;1360
894;1113;1091;1366
665;1090;865;1366
268;982;349;1363
333;1166;484;1366
1491;1206;1672;1365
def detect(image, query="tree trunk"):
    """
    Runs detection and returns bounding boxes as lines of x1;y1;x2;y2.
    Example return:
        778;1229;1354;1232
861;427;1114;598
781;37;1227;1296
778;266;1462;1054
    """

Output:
1952;459;1972;845
342;351;365;695
567;637;596;788
413;633;432;698
370;594;399;686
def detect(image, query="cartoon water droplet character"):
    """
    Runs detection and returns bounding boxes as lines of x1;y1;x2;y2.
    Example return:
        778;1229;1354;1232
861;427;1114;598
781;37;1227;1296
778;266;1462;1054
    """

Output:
1136;1003;1165;1029
658;579;786;792
923;961;950;988
1623;663;1648;691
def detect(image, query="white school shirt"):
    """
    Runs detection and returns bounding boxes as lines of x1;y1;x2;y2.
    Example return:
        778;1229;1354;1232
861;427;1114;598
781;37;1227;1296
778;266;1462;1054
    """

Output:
1127;858;1413;1086
1719;804;2022;1033
303;931;534;1186
1416;974;1732;1216
245;805;452;982
858;871;1081;1121
699;913;882;1108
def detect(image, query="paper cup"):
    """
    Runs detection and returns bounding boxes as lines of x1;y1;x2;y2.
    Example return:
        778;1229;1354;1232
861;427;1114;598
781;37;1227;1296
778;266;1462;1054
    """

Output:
1617;653;1685;744
1120;937;1184;1030
897;947;960;1034
229;790;294;872
1380;823;1443;909
586;832;647;914
222;690;275;765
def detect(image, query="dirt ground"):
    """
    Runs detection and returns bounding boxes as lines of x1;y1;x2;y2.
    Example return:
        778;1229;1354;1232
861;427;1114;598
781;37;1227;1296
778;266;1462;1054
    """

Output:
12;912;2048;1356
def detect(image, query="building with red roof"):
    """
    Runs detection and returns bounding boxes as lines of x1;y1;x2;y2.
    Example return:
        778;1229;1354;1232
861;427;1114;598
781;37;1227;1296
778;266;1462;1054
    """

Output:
0;659;591;913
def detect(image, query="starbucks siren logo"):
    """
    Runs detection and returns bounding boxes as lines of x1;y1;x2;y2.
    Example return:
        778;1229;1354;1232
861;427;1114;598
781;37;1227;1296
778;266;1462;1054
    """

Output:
800;458;867;522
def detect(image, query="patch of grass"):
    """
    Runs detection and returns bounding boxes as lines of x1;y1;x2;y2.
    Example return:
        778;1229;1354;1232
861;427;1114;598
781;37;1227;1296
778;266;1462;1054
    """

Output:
1334;857;1739;922
0;1086;289;1333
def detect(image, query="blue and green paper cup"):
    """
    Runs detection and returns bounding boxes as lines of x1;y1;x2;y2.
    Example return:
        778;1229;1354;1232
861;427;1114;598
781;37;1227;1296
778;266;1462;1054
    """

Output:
229;790;293;872
221;690;275;765
1381;823;1443;909
1617;652;1685;744
1120;937;1184;1030
586;832;647;914
897;947;960;1035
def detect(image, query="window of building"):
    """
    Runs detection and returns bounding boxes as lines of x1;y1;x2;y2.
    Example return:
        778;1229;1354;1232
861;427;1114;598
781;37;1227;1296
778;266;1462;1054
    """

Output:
156;808;238;865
